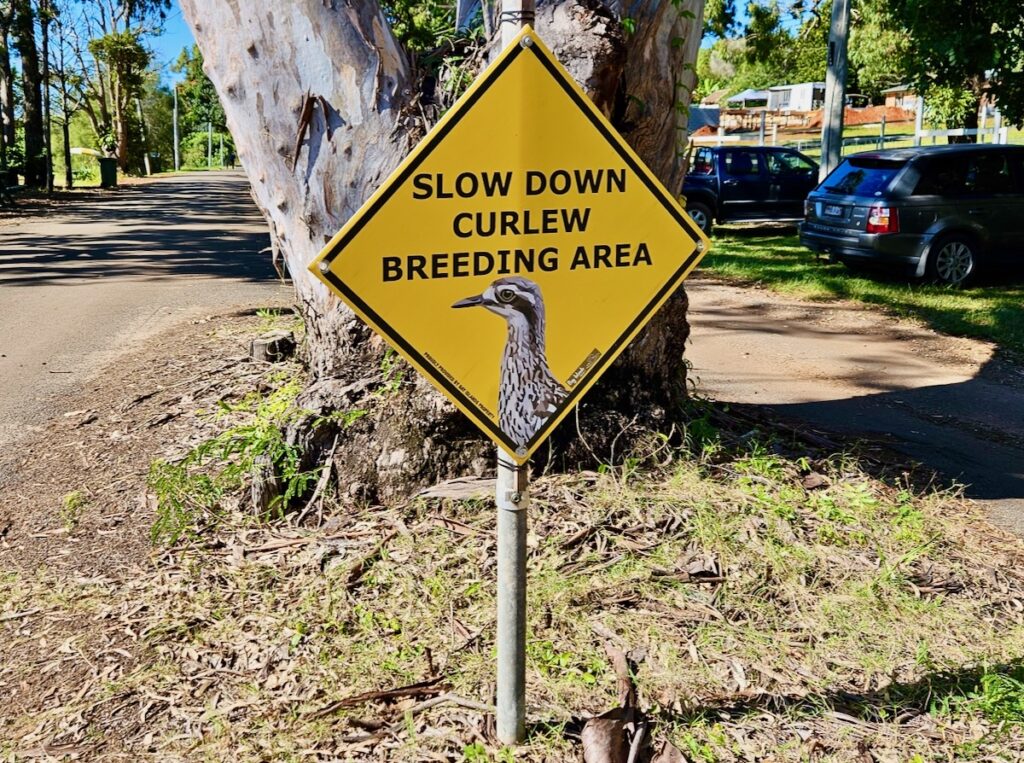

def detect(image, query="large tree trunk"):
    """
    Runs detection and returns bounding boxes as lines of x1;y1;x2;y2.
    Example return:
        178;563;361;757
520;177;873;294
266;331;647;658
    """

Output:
0;15;14;169
180;0;705;502
12;0;44;187
113;78;129;172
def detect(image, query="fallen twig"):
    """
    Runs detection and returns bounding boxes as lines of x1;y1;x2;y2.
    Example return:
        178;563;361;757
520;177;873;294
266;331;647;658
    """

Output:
340;692;494;744
307;676;446;720
0;608;40;622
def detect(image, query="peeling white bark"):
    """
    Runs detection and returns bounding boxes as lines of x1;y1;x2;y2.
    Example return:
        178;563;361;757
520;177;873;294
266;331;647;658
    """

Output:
179;0;411;374
180;0;707;496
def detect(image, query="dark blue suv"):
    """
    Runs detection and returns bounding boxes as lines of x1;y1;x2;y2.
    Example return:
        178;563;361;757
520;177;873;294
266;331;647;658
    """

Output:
682;146;819;234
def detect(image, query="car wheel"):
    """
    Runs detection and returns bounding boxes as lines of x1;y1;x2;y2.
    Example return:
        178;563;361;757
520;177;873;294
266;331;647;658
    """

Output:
686;201;713;235
928;235;978;287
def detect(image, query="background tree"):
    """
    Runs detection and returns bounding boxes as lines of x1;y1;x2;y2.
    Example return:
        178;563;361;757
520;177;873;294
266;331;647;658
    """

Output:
696;0;1023;129
171;45;234;169
179;0;706;500
884;0;1024;132
696;0;848;100
48;2;86;187
60;0;167;170
86;29;147;168
0;2;15;171
12;0;44;186
847;0;909;101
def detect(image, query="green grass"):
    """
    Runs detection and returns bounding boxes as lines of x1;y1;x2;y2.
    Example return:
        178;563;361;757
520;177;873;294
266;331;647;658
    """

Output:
8;361;1024;759
7;387;1024;759
703;230;1024;355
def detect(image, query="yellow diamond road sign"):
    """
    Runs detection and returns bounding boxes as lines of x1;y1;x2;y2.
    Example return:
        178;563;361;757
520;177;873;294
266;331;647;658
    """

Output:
310;27;711;464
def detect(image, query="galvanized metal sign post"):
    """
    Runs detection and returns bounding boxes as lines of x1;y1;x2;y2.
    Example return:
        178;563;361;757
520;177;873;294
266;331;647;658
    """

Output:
493;5;533;746
310;17;710;747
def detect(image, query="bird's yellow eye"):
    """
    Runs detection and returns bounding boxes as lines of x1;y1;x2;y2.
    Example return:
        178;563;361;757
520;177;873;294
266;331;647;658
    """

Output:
497;288;516;303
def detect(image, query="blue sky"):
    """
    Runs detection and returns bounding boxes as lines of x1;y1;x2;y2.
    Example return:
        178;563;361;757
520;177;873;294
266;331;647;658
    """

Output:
150;1;195;83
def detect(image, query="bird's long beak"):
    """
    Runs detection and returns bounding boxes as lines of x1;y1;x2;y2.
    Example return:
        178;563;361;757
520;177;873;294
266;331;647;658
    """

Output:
452;294;484;309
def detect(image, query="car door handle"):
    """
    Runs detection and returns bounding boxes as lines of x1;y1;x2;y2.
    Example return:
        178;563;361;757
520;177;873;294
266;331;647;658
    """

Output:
968;209;985;215
723;179;740;187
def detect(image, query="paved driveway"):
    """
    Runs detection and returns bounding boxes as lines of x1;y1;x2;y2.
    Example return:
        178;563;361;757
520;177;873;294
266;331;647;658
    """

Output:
687;279;1024;534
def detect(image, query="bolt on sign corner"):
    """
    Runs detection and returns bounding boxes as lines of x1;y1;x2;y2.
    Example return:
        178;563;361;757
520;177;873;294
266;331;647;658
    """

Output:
310;26;711;464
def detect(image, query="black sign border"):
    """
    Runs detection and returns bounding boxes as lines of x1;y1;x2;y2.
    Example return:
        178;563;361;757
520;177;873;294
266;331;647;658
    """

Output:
319;38;705;456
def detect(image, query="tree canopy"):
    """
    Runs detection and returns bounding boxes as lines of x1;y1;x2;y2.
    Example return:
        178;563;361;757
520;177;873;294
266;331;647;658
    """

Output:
697;0;1024;127
885;0;1024;126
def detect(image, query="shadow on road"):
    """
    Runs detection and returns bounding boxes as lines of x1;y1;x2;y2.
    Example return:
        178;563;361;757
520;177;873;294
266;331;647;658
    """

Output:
0;174;275;286
688;283;1024;519
768;353;1024;506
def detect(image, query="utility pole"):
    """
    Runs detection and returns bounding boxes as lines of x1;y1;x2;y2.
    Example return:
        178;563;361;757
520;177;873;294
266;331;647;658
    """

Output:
135;98;152;175
913;96;924;146
172;85;180;171
207;120;213;169
495;4;534;748
819;0;850;181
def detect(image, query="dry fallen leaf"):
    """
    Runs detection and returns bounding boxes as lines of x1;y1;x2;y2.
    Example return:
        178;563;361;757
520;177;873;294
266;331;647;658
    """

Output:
581;708;632;763
650;739;687;763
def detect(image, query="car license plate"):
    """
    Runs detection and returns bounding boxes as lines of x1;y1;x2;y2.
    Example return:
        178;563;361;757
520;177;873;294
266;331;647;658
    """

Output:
823;204;844;217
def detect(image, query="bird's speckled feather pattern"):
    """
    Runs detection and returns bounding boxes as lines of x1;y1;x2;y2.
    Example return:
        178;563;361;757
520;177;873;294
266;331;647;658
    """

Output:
453;277;568;448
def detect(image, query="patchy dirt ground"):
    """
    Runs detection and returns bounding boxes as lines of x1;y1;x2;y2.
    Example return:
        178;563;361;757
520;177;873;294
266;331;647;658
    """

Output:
687;277;1024;535
4;307;1024;761
0;306;293;577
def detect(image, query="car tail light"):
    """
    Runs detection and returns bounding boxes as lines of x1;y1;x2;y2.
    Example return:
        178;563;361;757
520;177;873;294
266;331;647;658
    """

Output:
866;204;899;234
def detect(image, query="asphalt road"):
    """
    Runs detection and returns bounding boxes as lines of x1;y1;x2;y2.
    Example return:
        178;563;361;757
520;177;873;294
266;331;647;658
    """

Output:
687;279;1024;534
0;171;289;450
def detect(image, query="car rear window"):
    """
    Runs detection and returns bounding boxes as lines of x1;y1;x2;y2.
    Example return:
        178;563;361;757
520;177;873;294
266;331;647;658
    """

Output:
913;152;1017;196
821;158;905;196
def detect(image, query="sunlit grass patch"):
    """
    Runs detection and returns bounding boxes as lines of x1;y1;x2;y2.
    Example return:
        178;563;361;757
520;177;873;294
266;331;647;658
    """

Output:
703;230;1024;355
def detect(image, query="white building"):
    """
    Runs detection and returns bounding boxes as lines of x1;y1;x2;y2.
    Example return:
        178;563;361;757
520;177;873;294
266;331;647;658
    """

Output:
767;82;826;112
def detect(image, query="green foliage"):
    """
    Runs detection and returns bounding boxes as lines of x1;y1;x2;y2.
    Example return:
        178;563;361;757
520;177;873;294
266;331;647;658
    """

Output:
695;0;1024;123
931;665;1024;724
526;639;605;686
376;348;407;397
965;668;1024;723
149;380;317;545
462;742;489;762
923;85;979;131
169;46;236;171
88;32;150;98
885;0;1024;125
696;9;834;100
173;45;225;133
380;0;455;52
60;491;86;531
848;0;912;99
704;0;738;38
179;129;234;170
140;77;176;172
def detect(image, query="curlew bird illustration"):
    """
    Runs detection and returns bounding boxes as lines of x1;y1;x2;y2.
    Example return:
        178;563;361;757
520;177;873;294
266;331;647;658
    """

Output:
453;276;568;448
